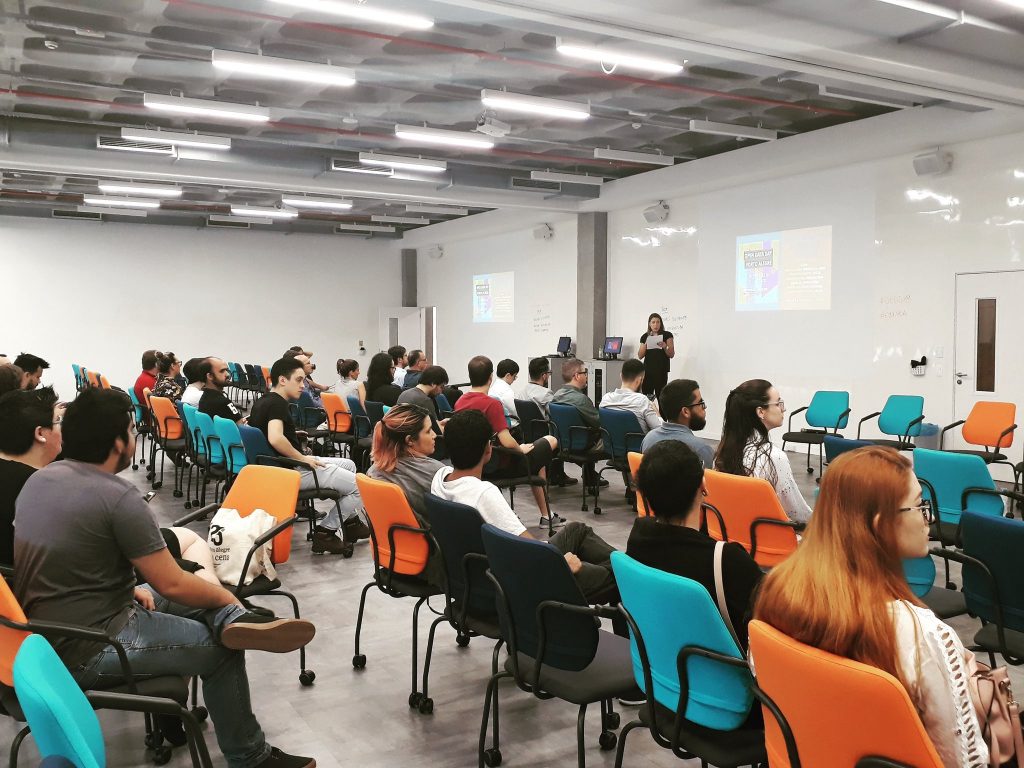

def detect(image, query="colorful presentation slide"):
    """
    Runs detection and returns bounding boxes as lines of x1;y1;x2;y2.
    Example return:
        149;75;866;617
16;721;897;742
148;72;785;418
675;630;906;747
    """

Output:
735;225;832;311
473;271;515;323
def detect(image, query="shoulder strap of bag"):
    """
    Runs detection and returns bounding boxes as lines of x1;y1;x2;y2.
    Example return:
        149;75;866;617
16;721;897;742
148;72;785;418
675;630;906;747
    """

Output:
713;540;743;651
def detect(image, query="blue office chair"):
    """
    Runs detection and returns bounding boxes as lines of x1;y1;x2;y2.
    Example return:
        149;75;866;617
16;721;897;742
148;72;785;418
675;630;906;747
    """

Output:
213;416;248;481
346;395;374;470
435;393;453;417
857;395;925;450
901;555;966;620
597;408;646;512
782;390;851;477
548;402;612;513
823;435;873;466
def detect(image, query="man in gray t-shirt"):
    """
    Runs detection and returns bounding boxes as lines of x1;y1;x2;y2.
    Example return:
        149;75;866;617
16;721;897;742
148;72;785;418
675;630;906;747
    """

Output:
396;364;449;424
14;389;317;768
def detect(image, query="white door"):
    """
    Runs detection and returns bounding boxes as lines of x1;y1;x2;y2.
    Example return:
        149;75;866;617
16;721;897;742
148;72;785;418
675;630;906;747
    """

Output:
952;271;1024;481
377;307;428;357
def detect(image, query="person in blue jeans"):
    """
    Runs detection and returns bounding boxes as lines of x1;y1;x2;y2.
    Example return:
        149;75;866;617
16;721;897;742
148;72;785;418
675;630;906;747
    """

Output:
14;388;317;768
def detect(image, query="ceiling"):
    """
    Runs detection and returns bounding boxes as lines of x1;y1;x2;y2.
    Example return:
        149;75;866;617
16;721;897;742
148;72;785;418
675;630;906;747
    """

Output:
0;0;1021;237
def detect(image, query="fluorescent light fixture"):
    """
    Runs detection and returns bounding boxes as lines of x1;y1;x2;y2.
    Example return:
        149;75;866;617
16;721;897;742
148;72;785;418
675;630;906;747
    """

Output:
335;223;396;233
280;195;353;211
593;148;674;166
555;42;683;75
97;183;182;198
480;90;589;120
144;94;270;123
82;195;161;209
1015;170;1024;179
530;171;604;186
78;205;149;217
231;206;298;219
371;215;431;225
818;85;915;109
405;204;468;216
359;152;447;173
212;50;356;87
394;125;494;150
210;214;273;225
688;119;777;141
872;0;1014;32
121;127;232;150
267;0;433;29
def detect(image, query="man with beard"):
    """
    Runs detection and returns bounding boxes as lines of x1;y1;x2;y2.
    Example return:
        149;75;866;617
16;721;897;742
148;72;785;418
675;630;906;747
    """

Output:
640;379;714;469
197;357;245;424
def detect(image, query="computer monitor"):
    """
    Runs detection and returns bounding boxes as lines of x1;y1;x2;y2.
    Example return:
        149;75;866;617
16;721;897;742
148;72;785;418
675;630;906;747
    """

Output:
603;337;623;358
556;336;572;355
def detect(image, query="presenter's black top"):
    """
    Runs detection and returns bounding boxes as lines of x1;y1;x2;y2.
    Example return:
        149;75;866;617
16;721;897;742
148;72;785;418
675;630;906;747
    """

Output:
640;330;674;384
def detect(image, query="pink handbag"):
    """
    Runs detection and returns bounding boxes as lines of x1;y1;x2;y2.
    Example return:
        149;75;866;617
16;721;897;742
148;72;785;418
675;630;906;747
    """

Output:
968;656;1024;768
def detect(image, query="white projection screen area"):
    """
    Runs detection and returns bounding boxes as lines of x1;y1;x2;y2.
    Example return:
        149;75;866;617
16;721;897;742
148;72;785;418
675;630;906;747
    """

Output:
735;225;833;311
472;271;515;323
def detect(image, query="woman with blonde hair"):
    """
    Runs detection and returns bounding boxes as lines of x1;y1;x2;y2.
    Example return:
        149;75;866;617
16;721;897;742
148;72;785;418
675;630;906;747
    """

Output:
754;446;988;768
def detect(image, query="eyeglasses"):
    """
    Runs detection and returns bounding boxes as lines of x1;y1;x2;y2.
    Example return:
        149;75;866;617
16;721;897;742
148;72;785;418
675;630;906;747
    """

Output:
51;417;63;426
688;400;707;410
764;399;785;410
577;369;589;376
898;499;935;524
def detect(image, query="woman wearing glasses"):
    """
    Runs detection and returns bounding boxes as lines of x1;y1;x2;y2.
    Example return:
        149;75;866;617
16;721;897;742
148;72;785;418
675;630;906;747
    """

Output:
755;447;986;768
715;378;813;523
638;313;675;399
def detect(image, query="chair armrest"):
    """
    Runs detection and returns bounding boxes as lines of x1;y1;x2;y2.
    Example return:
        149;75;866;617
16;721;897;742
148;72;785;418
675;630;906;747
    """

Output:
749;517;801;561
625;432;645;455
786;406;808;434
490;443;535;479
997;424;1018;449
379;523;432;593
901;415;925;443
855;759;918;768
173;502;220;526
832;408;852;433
302;406;327;428
700;503;727;541
567;424;595;452
857;411;882;439
232;516;298;594
750;684;802;768
530;418;554;440
961;486;1024;512
352;413;372;439
532;599;608;692
672;646;750;757
454;552;490;628
939;419;966;450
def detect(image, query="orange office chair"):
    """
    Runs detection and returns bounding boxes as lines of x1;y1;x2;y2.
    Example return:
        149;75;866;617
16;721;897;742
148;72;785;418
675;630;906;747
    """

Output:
626;452;651;518
703;470;799;568
320;392;355;458
748;620;943;768
941;401;1017;471
174;464;314;686
148;395;187;498
99;375;111;389
88;371;103;389
261;366;272;391
352;474;441;714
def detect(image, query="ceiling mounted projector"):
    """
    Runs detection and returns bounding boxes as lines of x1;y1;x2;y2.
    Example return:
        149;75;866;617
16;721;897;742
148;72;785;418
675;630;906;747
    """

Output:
476;115;511;138
642;200;670;224
533;223;554;241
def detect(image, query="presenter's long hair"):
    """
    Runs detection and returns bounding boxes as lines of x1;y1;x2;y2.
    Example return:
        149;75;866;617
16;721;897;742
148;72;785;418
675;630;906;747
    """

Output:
714;379;775;483
754;446;920;690
370;403;430;473
647;313;665;333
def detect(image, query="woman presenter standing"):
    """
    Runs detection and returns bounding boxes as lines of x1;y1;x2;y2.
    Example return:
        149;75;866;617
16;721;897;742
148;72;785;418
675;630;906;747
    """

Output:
638;312;674;399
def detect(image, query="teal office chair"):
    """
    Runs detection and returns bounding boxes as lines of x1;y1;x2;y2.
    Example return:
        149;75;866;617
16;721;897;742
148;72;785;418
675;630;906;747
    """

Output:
901;555;966;620
70;364;84;393
213;416;248;482
192;410;226;506
127;387;152;474
781;391;851;477
856;395;925;450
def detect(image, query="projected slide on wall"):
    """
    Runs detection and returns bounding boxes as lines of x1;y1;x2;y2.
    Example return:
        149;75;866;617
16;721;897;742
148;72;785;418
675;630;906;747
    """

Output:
473;271;515;323
735;225;832;311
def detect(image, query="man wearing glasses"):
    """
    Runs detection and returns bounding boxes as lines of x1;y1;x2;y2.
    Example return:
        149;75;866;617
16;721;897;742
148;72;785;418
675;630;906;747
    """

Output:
640;379;715;469
551;358;607;491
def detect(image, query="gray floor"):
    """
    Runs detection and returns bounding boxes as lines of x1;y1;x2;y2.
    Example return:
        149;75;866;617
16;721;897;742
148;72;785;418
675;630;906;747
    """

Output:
1;440;1014;768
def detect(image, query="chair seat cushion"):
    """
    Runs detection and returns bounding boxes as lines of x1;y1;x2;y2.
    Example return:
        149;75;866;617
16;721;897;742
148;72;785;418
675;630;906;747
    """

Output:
866;438;913;451
374;572;441;599
640;701;766;768
298;488;340;502
232;574;284;598
922;587;967;620
781;431;827;445
504;631;642;705
560;450;611;463
931;522;960;547
974;623;1024;658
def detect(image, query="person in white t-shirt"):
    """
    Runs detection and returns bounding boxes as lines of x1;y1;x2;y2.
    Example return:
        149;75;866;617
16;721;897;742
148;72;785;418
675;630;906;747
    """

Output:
389;345;408;388
429;409;617;602
487;358;520;428
180;356;208;407
599;358;662;433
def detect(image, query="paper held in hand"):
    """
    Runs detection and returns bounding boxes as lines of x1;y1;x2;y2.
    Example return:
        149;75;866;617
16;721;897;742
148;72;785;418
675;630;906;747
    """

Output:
646;334;663;347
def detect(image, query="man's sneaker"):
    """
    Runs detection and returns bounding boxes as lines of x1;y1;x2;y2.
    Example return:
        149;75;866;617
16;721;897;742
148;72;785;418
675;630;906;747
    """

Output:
342;516;371;543
255;747;316;768
539;513;567;529
552;474;579;487
311;530;354;556
220;614;315;653
617;695;647;706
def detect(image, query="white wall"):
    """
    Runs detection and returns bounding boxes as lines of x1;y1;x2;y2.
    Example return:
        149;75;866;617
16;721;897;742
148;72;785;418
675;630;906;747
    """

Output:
1;217;400;397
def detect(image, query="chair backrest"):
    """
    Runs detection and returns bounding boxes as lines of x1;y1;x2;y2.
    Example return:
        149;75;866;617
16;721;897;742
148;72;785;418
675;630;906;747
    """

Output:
703;470;798;568
98;376;110;390
355;474;429;576
238;424;276;465
321;393;352;434
364;400;386;429
748;620;942;768
514;399;549;443
126;387;147;425
88;371;102;389
481;523;598;671
548;402;590;452
823;435;872;463
805;390;850;430
295;389;322;429
611;552;753;730
626;451;650;517
422;494;496;619
220;465;300;564
149;396;183;440
878;395;925;438
902;556;936;599
960;510;1024;633
213;416;247;475
0;577;30;687
598;407;645;460
13;634;105;768
194;410;224;465
70;364;83;390
912;448;1002;527
434;393;452;413
346;395;372;438
962;401;1016;449
181;403;203;457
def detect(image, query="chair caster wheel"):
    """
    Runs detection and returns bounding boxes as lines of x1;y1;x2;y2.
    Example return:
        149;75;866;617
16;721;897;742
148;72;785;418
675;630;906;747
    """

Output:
456;634;471;648
145;733;163;749
409;691;424;708
352;654;366;669
806;467;815;474
132;464;139;471
946;582;956;590
342;548;354;559
173;490;183;498
152;482;163;490
483;747;502;767
593;507;602;515
603;712;620;730
599;731;617;751
153;746;172;765
184;502;192;510
417;697;433;715
299;670;316;686
191;706;208;722
306;533;313;541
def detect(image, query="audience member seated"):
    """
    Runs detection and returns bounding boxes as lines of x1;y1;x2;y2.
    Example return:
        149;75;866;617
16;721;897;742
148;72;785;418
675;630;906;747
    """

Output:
133;349;159;405
151;351;185;401
0;364;24;398
14;387;318;768
551;358;606;490
487;359;520;428
715;379;812;524
286;347;328;395
628;441;763;649
248;357;368;556
401;349;429;390
0;387;63;565
641;378;714;468
430;409;617;603
180;357;207;407
198;357;246;424
455;356;561;528
397;365;449;423
364;352;402;407
0;355;8;366
368;403;445;516
523;357;554;417
389;345;409;388
334;358;363;402
13;352;49;390
600;358;663;433
755;446;987;766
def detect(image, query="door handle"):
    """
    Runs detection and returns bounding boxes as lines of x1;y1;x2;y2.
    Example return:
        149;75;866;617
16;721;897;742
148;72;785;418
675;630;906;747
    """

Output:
955;372;969;378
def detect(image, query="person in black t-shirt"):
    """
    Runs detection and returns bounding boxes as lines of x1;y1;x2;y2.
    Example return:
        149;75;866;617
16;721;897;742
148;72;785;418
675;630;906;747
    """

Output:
0;387;64;565
627;440;763;651
197;357;245;424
